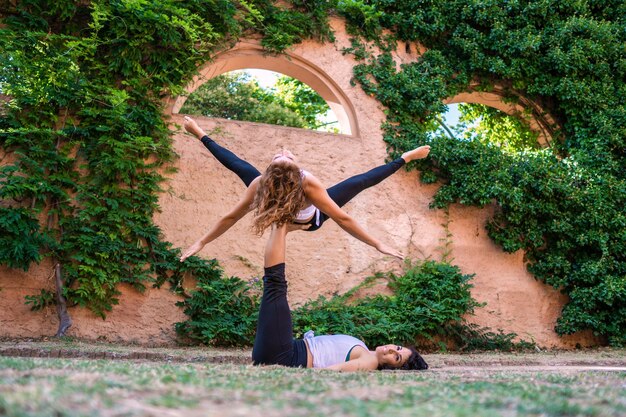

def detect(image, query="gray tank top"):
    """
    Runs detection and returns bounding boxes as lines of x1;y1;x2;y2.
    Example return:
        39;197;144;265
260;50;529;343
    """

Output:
304;332;368;368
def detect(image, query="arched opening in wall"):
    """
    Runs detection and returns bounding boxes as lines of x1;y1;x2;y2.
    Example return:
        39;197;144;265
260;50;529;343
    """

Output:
441;91;557;150
436;103;542;154
179;69;341;133
169;41;359;136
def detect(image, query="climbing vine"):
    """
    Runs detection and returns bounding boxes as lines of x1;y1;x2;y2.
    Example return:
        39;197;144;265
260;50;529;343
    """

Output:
340;0;626;345
0;0;334;327
1;1;624;346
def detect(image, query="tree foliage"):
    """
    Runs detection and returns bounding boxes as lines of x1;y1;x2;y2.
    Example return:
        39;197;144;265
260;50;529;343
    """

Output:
181;72;307;128
181;71;337;131
272;76;336;131
454;103;540;153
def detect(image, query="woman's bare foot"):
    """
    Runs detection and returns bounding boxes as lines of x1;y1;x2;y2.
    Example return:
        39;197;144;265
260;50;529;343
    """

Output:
183;116;206;139
401;145;431;162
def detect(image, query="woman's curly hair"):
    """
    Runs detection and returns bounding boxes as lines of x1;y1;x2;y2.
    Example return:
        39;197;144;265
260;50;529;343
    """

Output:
252;160;307;235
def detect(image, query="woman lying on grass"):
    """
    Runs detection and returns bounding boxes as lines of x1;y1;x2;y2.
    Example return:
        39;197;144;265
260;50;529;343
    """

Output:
252;223;428;371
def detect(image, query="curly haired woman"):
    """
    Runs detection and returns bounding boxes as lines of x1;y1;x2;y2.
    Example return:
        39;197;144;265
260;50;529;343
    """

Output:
179;116;430;262
253;223;429;371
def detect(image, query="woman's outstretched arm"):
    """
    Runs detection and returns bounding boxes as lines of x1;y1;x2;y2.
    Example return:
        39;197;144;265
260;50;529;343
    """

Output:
180;177;260;262
325;356;378;372
323;346;377;372
303;175;404;259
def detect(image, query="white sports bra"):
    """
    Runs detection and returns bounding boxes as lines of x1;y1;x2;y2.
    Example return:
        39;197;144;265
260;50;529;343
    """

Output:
295;169;316;222
295;204;316;221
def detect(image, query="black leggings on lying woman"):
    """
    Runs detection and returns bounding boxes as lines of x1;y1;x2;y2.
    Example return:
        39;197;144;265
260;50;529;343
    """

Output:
251;263;308;367
200;136;406;231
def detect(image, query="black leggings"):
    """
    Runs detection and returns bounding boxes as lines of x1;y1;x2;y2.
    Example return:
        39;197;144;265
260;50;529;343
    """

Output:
201;136;406;229
251;263;307;367
201;136;261;187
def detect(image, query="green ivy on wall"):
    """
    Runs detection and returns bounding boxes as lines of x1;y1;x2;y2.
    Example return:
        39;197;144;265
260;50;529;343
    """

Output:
0;0;335;324
1;0;624;347
340;0;625;346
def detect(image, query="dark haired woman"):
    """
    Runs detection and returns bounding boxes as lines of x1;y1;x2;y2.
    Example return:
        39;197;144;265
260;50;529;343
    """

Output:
253;223;429;371
179;116;430;262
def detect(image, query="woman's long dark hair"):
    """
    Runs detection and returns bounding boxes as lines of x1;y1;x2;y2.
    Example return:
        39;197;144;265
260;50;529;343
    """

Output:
378;346;429;371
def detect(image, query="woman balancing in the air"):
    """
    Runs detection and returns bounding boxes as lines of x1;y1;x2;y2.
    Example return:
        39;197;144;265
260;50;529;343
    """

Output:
253;223;428;371
179;116;430;262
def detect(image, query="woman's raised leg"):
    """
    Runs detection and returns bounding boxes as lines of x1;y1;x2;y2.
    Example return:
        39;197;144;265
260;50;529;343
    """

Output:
326;146;430;208
252;225;307;367
184;116;261;187
325;158;405;209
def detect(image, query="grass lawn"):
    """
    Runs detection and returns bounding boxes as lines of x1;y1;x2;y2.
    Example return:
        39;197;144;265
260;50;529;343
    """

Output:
1;341;625;417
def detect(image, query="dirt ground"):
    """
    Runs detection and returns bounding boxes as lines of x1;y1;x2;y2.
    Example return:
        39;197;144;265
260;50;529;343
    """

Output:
1;339;624;372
